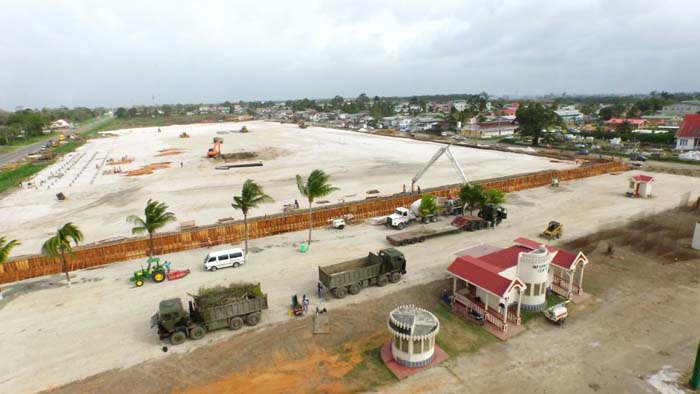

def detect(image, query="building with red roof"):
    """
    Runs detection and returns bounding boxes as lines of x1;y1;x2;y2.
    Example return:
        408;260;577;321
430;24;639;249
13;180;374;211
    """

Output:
674;114;700;151
446;238;588;332
627;174;654;198
605;118;649;129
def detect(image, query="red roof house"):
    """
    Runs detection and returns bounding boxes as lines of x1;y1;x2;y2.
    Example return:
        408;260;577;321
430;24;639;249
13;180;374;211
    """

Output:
674;114;700;150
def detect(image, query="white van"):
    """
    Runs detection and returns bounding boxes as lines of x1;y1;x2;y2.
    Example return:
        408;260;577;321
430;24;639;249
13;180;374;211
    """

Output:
204;248;245;271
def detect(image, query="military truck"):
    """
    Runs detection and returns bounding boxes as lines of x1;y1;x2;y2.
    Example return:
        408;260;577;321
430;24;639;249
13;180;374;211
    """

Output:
478;204;508;226
150;283;268;345
318;248;406;298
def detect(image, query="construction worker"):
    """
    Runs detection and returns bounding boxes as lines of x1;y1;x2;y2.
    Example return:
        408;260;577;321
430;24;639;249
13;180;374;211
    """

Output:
417;185;421;194
402;184;406;194
317;282;322;298
164;260;171;273
294;199;299;209
302;295;309;312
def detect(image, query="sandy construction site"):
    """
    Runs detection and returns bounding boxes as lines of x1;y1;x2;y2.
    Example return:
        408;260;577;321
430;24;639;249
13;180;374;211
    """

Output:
1;168;700;394
0;121;576;256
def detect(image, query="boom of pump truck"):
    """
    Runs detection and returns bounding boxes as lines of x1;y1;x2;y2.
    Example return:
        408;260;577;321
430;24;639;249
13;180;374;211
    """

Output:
411;145;468;193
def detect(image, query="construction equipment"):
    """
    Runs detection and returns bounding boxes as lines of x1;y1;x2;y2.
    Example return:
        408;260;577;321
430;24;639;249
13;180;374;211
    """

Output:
543;301;569;326
541;221;563;239
130;257;167;287
207;137;223;157
51;140;59;147
478;204;508;226
291;295;304;316
411;144;468;193
58;134;65;142
240;126;249;133
179;132;190;138
299;122;308;129
385;198;439;229
151;282;268;345
166;269;191;281
318;248;406;299
385;214;496;246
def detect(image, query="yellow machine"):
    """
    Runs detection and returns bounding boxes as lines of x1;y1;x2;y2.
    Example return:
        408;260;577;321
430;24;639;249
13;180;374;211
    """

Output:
58;134;65;141
541;221;563;239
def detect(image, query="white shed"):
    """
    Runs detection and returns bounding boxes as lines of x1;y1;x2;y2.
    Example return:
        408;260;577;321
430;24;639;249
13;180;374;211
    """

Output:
627;175;654;198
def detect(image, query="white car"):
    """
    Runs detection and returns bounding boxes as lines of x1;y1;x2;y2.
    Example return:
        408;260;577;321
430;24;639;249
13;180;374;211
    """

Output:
204;248;245;271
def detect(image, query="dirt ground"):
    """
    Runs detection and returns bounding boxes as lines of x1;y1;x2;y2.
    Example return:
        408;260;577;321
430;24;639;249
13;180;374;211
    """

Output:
3;170;700;394
0;121;575;256
42;208;700;394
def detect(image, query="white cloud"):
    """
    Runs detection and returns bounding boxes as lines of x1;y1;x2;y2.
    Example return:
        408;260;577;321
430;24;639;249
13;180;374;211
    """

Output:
0;0;698;108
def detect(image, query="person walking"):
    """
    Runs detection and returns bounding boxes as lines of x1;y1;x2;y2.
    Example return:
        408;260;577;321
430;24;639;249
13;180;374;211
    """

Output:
317;282;322;298
302;295;309;312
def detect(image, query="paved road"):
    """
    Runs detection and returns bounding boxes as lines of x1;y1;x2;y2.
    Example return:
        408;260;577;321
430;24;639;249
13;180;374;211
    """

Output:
0;116;113;167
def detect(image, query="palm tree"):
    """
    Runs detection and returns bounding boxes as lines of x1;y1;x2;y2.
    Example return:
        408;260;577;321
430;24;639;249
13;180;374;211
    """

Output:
232;179;273;256
127;199;177;257
42;223;83;287
484;188;506;205
0;237;20;264
0;237;20;297
459;184;485;215
296;169;339;248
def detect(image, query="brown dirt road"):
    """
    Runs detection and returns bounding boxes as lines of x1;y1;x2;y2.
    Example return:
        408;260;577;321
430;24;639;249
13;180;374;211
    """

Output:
44;208;700;394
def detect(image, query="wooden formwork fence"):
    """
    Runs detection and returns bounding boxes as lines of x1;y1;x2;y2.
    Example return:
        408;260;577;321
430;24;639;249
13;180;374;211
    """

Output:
0;160;629;284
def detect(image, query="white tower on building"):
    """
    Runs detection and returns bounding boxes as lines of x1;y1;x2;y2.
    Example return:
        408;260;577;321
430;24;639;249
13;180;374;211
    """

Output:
517;245;554;311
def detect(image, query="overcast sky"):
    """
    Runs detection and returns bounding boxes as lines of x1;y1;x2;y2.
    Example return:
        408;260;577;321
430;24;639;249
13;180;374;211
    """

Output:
1;0;698;109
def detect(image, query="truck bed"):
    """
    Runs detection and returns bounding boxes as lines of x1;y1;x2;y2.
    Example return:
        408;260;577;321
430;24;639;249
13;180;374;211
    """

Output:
319;253;383;290
386;225;461;246
198;295;268;331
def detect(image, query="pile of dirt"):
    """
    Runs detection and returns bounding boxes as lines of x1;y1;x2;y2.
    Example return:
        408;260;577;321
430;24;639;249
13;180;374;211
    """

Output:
219;151;257;161
125;162;171;177
218;148;289;162
157;148;185;157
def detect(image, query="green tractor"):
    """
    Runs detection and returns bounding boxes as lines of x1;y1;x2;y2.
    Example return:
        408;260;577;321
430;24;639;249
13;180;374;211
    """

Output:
130;257;167;287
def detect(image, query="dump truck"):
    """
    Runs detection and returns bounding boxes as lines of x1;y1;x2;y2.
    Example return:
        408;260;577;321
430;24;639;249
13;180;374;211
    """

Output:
318;248;406;298
386;215;491;246
150;283;268;345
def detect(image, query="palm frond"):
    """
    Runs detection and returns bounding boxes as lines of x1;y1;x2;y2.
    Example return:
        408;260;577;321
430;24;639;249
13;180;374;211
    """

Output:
0;237;20;263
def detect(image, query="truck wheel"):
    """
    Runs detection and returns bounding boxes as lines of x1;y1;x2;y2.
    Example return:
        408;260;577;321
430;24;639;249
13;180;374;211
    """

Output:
334;287;347;298
389;272;402;283
229;317;244;330
397;222;406;230
246;313;261;326
189;326;205;340
430;216;437;223
170;331;186;345
349;284;360;295
152;271;166;283
377;276;389;287
135;279;144;287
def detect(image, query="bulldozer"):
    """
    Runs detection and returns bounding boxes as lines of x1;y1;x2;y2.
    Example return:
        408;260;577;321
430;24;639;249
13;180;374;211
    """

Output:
541;221;563;240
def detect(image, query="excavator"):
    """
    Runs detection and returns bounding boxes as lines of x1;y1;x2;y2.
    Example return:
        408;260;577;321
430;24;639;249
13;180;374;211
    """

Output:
207;137;223;158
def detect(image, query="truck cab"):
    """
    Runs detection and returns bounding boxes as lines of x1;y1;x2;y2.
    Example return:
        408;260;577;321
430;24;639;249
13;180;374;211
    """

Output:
385;207;416;230
377;248;407;274
151;298;190;339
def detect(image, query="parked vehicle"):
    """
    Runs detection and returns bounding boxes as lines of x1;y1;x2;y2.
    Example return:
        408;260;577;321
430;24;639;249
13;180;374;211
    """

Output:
478;204;508;226
576;148;589;156
630;154;647;162
130;257;167;287
543;301;569;326
385;199;439;229
151;283;268;345
204;248;245;271
318;248;406;298
386;215;492;246
468;309;485;326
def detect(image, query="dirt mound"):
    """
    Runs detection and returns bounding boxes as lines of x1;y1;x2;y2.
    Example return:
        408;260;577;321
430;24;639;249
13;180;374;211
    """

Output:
218;148;289;162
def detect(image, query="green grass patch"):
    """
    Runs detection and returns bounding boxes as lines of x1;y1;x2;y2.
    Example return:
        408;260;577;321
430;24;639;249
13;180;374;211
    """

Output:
345;346;397;391
80;118;118;137
53;141;85;154
0;132;58;154
92;114;225;133
432;303;496;356
520;293;566;324
0;162;52;193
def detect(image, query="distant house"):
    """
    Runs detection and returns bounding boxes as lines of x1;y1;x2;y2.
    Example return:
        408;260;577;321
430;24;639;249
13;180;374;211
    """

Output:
662;100;700;116
555;106;583;122
50;119;72;129
451;100;467;111
500;108;517;117
463;120;516;138
605;118;648;130
674;114;700;151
